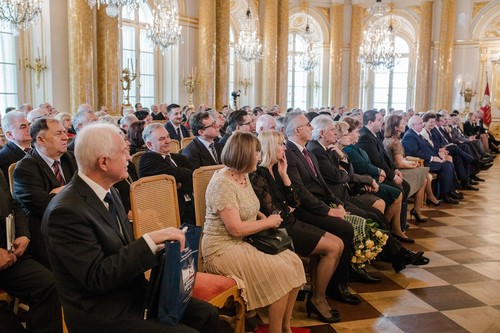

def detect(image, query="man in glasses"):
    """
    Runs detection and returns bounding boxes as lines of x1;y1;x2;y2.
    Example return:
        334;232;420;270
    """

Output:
219;110;255;146
182;112;223;170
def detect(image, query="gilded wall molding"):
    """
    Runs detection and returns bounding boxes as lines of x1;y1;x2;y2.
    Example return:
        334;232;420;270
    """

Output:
473;1;490;20
317;7;330;23
409;6;421;16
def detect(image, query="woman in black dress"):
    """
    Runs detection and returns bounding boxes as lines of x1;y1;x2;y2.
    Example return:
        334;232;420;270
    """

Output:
250;131;343;323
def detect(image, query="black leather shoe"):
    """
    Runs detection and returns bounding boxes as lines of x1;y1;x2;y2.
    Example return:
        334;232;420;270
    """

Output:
412;256;430;265
327;284;361;305
393;233;415;243
392;249;424;273
443;195;459;204
471;175;485;182
461;184;479;191
469;180;479;185
450;191;464;200
349;265;382;284
306;299;341;323
480;163;493;170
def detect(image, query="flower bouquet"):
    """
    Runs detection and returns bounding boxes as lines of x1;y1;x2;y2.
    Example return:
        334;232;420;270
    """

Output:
329;204;389;268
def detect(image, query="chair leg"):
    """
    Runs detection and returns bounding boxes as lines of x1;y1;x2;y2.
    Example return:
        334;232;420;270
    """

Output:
233;294;246;333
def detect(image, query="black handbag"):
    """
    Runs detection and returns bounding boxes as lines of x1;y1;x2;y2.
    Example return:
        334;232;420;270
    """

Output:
244;228;293;255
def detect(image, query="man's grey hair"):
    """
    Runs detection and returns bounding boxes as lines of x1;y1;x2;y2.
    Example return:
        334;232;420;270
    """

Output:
2;111;27;133
77;104;93;112
311;115;334;141
73;110;96;133
283;111;305;138
142;123;164;145
75;123;122;174
256;114;276;134
408;115;421;129
120;114;138;129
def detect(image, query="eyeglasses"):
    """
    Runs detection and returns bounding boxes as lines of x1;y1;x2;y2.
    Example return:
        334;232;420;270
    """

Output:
240;121;253;126
297;122;312;129
202;122;217;129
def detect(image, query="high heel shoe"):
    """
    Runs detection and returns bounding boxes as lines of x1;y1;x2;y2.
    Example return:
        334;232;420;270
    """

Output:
410;208;427;223
426;198;441;207
306;299;341;323
392;233;415;243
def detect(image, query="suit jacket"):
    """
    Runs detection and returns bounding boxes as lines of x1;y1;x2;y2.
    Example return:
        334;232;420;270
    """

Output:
0;171;29;250
307;141;373;202
430;127;449;148
41;174;157;332
151;112;166;121
0;141;27;182
181;137;222;170
138;150;194;216
357;126;398;179
13;149;78;267
165;121;190;141
463;121;482;137
401;128;438;164
285;140;341;216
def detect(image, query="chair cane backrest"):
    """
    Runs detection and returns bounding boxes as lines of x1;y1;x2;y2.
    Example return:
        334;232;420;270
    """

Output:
192;165;224;228
130;174;180;239
181;136;194;148
130;151;146;173
8;162;17;196
169;139;180;154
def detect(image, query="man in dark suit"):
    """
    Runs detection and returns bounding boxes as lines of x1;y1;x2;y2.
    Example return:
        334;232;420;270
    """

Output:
219;110;255;146
165;103;191;141
0;111;32;181
0;171;62;333
140;123;195;225
182;111;223;170
67;109;98;152
283;112;360;305
13;118;78;267
41;123;218;333
357;110;411;228
423;112;477;191
151;104;166;120
402;116;458;203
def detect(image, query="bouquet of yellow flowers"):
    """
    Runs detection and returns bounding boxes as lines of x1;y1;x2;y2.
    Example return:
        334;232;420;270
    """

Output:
329;204;389;268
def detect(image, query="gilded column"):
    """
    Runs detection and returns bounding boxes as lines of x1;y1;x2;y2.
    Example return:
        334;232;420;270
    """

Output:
415;1;433;112
96;8;120;115
215;0;230;110
198;0;216;107
262;0;278;106
347;4;363;109
276;0;289;108
434;0;455;111
68;0;95;114
329;4;343;106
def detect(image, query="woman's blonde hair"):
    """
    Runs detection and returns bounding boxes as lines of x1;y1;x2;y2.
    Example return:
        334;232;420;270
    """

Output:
221;132;261;173
258;130;285;168
334;121;350;137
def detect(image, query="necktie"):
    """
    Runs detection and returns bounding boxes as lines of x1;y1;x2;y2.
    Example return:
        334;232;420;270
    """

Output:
52;160;65;185
24;147;31;153
104;192;124;237
302;148;317;177
176;127;182;139
209;142;218;163
165;154;176;166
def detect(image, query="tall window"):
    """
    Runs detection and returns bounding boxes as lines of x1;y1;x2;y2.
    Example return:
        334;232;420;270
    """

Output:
287;33;308;110
0;28;18;114
372;37;410;111
121;4;155;108
287;32;321;110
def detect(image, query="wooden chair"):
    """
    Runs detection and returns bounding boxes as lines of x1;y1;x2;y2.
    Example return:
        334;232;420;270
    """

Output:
170;139;180;154
181;136;194;148
192;165;245;333
130;151;146;177
130;173;244;333
8;162;16;196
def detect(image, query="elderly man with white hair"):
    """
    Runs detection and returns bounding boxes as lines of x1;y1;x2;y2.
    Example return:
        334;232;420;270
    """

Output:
41;123;218;333
255;114;276;135
26;107;50;123
119;114;138;132
0;111;32;180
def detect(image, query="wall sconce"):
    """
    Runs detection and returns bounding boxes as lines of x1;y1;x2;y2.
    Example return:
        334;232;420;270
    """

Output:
25;56;47;88
239;78;252;95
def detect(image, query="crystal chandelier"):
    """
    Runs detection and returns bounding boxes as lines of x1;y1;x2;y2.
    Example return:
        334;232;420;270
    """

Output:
146;0;181;54
87;0;144;17
358;0;400;71
298;18;319;72
235;6;263;63
0;0;42;33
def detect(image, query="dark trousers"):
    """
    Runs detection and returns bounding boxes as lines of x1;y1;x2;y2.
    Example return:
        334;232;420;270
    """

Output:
294;208;354;288
65;298;219;333
428;161;456;196
0;256;62;333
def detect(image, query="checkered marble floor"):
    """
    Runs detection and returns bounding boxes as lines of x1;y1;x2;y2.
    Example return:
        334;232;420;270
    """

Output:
245;160;500;333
